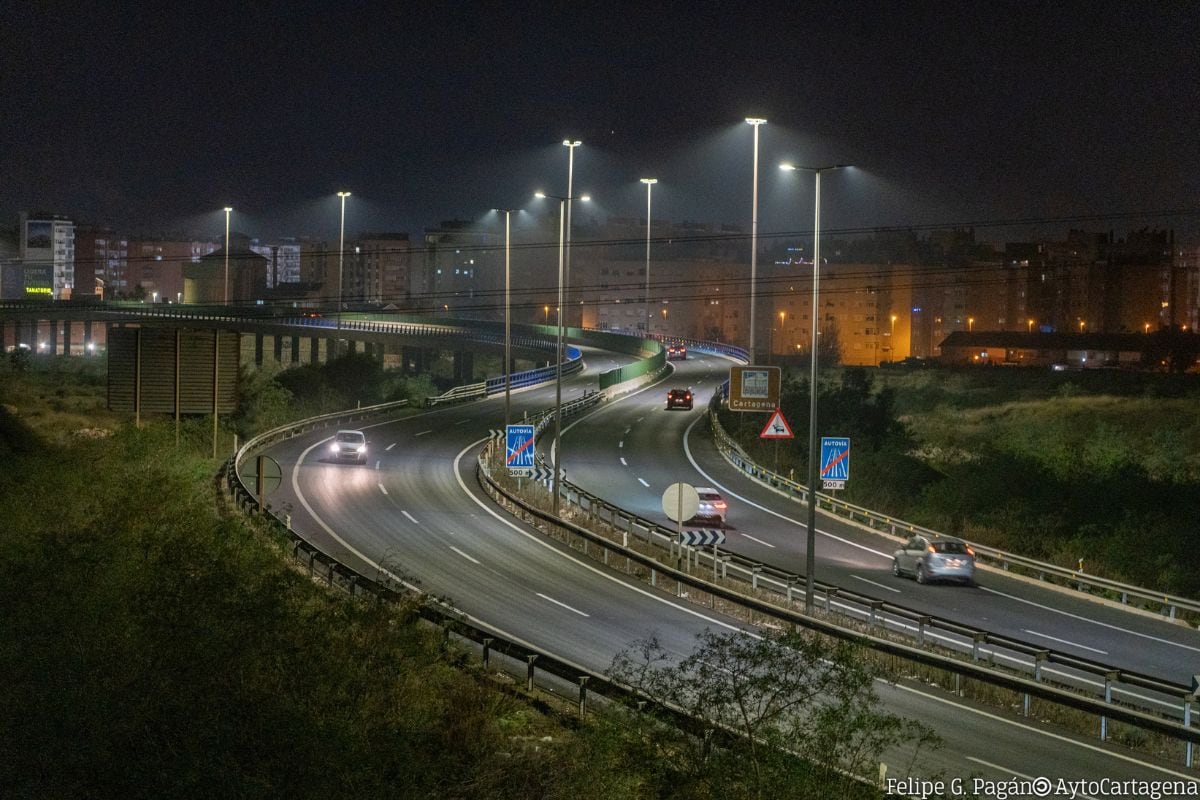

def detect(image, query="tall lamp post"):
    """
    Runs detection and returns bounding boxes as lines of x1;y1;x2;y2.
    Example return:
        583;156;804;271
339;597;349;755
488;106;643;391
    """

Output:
536;190;590;516
780;162;850;613
563;140;581;327
337;191;351;338
495;207;518;427
745;118;767;361
640;178;657;337
222;206;232;304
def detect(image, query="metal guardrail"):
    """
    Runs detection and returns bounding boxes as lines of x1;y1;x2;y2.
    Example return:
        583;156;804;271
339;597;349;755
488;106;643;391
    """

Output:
707;408;1200;622
217;334;1199;765
477;436;1200;762
494;393;1200;718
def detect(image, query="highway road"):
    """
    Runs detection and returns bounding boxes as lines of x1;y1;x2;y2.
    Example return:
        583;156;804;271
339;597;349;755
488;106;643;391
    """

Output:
260;345;1200;787
562;351;1200;687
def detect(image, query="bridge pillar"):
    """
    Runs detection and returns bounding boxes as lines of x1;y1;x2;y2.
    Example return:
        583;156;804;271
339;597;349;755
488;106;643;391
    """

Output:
0;319;7;352
84;320;94;354
309;337;319;364
254;333;264;367
327;337;338;361
291;335;300;364
453;350;474;383
63;320;73;356
48;319;58;355
272;333;283;363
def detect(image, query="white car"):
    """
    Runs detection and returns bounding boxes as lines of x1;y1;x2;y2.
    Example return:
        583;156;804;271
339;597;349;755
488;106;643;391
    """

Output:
330;429;368;464
691;487;728;526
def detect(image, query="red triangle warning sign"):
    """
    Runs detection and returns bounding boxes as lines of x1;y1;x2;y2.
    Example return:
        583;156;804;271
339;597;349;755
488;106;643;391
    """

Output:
759;408;794;439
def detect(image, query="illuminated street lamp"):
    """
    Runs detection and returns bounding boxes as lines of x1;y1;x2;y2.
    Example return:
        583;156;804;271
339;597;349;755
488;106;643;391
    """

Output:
1079;319;1086;333
640;178;657;336
563;140;581;327
535;189;591;516
223;206;232;304
1144;322;1151;334
337;191;351;337
779;161;850;613
1028;318;1035;332
967;317;975;332
495;207;518;428
746;117;767;360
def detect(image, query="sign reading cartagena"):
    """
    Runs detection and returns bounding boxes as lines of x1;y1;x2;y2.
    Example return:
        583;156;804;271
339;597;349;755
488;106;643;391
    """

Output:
728;365;781;411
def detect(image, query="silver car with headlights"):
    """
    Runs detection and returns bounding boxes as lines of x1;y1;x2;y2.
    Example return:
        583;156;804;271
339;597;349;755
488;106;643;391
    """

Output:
892;536;975;585
330;429;368;464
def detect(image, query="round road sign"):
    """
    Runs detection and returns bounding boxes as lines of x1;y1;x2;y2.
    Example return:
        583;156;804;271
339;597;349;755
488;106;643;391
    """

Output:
661;482;700;523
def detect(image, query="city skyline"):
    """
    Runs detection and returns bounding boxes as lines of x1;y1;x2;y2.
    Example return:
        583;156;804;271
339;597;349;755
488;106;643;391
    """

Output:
2;3;1197;243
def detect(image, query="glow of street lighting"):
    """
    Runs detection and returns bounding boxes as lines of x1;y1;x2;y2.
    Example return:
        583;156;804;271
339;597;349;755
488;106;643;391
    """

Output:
745;117;767;125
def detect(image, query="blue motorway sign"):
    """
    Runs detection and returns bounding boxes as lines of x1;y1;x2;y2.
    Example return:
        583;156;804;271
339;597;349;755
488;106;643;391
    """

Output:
820;437;850;489
506;424;536;476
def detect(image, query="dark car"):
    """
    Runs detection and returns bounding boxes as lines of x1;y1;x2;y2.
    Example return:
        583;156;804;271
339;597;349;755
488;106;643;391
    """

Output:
667;344;687;360
330;429;368;464
666;388;693;410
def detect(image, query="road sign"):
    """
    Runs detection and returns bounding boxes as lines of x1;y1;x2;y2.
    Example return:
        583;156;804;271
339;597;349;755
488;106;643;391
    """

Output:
820;436;850;489
506;424;535;477
661;482;700;523
1192;674;1200;697
759;408;794;439
533;464;564;483
678;528;726;547
728;365;781;411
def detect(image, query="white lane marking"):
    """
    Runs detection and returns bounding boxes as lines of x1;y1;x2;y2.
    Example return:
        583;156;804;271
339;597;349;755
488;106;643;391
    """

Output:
450;546;480;565
451;438;748;635
739;533;776;548
676;410;1199;653
455;418;469;425
415;429;432;437
851;574;901;593
892;682;1200;782
374;460;381;469
623;427;631;435
386;442;397;451
637;478;650;488
980;586;1200;654
618;440;623;448
636;416;644;422
378;483;388;496
620;457;628;466
402;510;420;525
1022;629;1108;655
536;592;590;617
683;417;891;561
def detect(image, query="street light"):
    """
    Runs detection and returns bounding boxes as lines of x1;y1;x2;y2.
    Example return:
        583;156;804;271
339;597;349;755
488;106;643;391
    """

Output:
1028;318;1035;333
563;140;582;328
890;313;898;363
968;317;975;332
223;207;232;304
746;118;767;361
779;161;850;613
1079;319;1086;333
337;191;351;338
535;190;591;517
495;207;518;428
640;178;657;337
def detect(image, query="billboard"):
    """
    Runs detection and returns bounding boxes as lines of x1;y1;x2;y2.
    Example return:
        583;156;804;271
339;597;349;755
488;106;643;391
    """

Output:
25;221;52;250
728;365;781;412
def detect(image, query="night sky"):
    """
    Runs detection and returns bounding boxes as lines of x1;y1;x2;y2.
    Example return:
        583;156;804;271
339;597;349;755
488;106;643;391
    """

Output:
3;1;1197;243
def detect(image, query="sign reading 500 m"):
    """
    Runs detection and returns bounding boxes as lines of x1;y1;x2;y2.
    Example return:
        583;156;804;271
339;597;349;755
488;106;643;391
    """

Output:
728;365;781;412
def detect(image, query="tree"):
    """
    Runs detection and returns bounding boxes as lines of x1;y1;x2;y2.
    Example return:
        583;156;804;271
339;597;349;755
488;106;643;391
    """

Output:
8;347;31;373
609;630;936;799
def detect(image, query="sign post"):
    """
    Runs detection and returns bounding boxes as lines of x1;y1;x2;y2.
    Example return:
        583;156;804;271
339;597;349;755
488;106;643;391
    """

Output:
242;453;282;514
662;483;700;571
506;424;536;478
760;407;794;472
820;436;850;490
728;365;781;412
